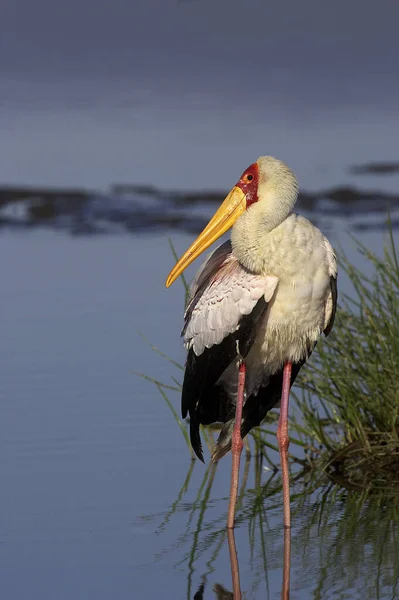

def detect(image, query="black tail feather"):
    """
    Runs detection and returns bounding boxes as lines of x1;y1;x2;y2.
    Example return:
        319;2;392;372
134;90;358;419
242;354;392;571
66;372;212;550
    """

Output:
189;414;204;463
185;342;315;462
181;296;269;457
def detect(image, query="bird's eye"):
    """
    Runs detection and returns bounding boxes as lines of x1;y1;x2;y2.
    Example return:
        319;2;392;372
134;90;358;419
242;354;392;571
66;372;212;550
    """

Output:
246;174;254;182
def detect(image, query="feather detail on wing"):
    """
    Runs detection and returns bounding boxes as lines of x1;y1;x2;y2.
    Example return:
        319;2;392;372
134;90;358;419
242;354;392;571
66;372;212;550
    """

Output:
323;237;338;336
180;240;279;461
183;240;279;357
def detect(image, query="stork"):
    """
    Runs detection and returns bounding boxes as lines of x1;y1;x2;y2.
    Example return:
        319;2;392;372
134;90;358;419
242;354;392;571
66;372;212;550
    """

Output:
166;156;337;529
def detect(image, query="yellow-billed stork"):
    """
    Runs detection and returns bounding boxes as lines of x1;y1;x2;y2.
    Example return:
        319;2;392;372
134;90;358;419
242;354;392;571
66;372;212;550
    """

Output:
166;156;337;529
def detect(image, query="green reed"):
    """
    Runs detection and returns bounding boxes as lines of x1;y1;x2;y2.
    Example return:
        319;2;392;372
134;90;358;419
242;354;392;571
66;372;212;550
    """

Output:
291;220;399;487
138;220;399;488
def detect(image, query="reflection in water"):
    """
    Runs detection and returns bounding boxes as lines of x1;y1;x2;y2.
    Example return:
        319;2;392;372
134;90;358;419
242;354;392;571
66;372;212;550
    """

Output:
226;528;241;600
281;527;290;600
142;452;286;599
213;584;234;600
141;455;399;600
192;528;242;600
190;519;244;599
193;582;235;600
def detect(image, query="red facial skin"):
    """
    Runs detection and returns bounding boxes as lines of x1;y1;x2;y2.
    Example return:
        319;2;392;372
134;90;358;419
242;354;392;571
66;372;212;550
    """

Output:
235;162;259;208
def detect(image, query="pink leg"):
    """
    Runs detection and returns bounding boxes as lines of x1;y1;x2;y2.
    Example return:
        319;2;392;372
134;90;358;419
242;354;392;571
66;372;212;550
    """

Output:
276;361;292;530
227;527;242;599
281;522;291;600
227;360;246;529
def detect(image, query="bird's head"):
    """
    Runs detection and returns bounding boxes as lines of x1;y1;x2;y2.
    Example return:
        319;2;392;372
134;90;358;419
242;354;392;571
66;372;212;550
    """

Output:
166;156;298;287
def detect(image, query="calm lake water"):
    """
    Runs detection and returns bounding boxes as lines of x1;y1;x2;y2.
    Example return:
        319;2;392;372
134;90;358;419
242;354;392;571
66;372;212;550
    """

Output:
2;0;399;594
1;207;397;599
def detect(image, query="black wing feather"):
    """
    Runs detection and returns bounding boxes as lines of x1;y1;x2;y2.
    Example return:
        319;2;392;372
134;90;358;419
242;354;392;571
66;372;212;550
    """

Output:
182;295;269;462
324;275;338;337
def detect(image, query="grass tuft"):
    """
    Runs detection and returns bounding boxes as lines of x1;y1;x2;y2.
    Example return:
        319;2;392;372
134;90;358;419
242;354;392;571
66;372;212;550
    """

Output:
292;221;399;488
139;220;399;490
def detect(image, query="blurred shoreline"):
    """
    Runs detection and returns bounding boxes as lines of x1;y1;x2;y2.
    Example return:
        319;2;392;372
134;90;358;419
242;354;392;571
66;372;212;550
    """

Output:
1;161;398;236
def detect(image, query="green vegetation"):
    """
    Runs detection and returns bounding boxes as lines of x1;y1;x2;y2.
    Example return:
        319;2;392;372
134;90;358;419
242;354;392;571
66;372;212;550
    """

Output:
139;458;399;600
138;224;399;487
137;224;399;599
291;223;399;489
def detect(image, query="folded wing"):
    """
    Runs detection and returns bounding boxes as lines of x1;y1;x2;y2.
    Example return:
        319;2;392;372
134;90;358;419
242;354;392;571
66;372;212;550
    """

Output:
181;240;279;461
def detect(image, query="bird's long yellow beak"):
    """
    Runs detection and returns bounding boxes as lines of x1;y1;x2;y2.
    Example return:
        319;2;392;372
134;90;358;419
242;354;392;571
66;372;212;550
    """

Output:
165;186;246;288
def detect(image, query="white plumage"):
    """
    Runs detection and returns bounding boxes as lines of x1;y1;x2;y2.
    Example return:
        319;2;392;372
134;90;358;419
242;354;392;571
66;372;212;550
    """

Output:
166;155;337;466
183;212;336;402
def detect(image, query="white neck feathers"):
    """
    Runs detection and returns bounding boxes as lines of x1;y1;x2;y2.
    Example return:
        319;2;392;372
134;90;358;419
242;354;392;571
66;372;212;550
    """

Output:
231;157;299;273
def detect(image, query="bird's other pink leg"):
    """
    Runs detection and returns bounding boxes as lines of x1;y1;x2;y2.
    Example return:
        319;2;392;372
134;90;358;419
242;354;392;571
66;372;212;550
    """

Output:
227;360;246;529
277;361;292;530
